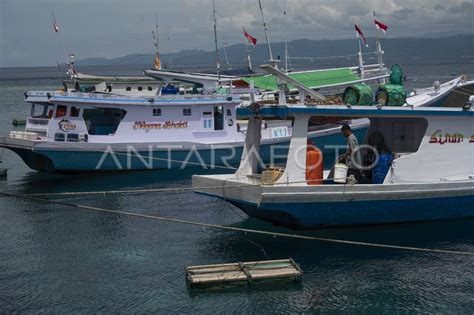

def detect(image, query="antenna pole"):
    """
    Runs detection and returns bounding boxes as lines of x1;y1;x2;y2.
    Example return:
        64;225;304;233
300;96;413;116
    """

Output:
153;11;161;70
212;0;221;81
357;37;365;79
283;0;289;72
223;42;231;70
245;39;253;71
258;0;276;66
373;11;385;73
51;10;71;78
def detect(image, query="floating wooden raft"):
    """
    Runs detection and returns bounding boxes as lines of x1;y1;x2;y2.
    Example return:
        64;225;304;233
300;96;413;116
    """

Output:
186;258;302;288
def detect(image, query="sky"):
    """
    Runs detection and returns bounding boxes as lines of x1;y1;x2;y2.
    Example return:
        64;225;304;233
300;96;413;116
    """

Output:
0;0;473;67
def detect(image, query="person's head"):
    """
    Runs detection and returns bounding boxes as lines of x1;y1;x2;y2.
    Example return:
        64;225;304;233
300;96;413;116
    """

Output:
341;124;352;137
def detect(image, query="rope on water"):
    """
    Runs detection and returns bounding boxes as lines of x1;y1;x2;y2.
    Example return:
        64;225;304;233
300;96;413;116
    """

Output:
1;191;473;257
18;177;331;197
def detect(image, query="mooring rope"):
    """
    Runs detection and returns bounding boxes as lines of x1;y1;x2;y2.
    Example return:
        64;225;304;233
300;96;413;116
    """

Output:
19;177;332;197
1;191;473;257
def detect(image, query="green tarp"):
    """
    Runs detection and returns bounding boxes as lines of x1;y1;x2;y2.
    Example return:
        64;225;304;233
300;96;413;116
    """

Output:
241;68;359;91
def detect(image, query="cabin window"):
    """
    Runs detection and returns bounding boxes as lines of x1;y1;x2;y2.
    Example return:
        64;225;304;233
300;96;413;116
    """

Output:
70;106;80;117
203;119;212;129
67;133;79;142
83;108;127;136
183;108;192;116
214;106;224;131
203;111;212;116
54;133;65;142
55;105;67;118
126;87;132;91
153;108;162;116
31;103;54;119
148;86;153;91
226;109;232;116
138;86;143;91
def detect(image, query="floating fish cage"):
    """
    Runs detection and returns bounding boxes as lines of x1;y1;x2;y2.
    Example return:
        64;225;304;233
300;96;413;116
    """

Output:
186;259;303;289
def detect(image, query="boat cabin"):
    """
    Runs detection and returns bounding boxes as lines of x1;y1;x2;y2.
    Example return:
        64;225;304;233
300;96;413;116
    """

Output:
20;91;243;145
234;101;474;185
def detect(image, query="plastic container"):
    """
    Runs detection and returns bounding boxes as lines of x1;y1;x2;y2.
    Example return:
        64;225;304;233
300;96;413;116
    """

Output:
373;152;393;184
306;147;323;185
162;85;179;95
334;163;349;184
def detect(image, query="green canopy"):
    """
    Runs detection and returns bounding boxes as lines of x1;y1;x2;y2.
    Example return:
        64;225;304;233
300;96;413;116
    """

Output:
241;68;359;91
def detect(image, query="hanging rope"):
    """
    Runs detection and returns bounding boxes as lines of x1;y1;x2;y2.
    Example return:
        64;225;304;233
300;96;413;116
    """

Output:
0;191;473;257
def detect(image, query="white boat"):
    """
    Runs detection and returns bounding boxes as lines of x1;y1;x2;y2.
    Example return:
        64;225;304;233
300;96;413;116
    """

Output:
406;75;466;107
193;67;474;229
0;89;369;174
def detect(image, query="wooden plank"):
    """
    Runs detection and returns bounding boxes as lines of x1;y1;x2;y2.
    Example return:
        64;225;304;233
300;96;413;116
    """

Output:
188;265;241;274
239;259;293;266
249;268;301;280
189;271;247;283
187;262;241;269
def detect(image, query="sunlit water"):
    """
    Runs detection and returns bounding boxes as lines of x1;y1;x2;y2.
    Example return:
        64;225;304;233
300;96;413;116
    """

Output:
0;61;473;313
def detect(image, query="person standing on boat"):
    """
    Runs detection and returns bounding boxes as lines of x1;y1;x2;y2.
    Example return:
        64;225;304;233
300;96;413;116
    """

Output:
341;124;362;181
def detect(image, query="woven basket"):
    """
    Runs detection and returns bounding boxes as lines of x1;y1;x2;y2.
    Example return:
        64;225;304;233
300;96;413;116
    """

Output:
261;167;285;185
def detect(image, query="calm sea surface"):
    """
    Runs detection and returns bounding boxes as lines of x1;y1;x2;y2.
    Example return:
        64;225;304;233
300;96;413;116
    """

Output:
0;60;474;313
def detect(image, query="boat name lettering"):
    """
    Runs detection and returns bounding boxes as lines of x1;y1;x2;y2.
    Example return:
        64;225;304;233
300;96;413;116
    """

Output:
133;121;188;130
429;130;473;144
58;119;77;132
271;126;289;139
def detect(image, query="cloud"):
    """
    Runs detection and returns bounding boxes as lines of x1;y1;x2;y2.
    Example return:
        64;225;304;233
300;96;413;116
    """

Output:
0;0;472;67
448;1;474;15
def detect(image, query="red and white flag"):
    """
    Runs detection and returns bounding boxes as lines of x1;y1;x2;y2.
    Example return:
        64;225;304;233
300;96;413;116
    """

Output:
243;28;257;45
374;19;388;34
355;24;368;47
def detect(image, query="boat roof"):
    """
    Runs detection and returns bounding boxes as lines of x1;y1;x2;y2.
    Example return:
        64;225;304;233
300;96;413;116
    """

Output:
237;103;474;118
25;91;240;106
241;67;360;90
72;72;156;83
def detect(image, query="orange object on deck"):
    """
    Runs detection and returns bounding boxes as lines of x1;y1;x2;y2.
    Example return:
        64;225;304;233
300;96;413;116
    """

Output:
306;144;323;185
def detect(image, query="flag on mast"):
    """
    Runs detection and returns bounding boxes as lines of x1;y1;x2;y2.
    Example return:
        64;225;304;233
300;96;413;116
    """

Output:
243;28;257;45
374;19;388;34
355;24;368;47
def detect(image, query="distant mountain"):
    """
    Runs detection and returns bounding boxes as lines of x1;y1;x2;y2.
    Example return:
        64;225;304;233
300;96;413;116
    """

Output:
74;34;474;71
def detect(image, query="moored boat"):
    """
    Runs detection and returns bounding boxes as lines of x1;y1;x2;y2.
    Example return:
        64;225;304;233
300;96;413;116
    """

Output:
0;90;368;174
193;69;474;229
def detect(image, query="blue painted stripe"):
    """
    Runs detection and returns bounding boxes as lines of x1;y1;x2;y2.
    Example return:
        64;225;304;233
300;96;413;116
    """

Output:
51;95;232;105
228;194;474;228
237;105;474;118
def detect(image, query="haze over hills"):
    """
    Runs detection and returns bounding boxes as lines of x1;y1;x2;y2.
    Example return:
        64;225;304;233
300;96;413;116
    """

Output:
74;34;474;71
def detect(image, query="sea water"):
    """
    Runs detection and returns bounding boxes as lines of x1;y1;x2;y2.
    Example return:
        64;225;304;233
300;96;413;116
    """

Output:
0;60;473;313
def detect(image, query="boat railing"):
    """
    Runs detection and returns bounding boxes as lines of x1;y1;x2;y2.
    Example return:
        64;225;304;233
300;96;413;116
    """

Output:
27;90;242;102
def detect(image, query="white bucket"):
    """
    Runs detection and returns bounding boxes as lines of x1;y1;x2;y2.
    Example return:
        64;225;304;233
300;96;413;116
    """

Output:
333;163;348;183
